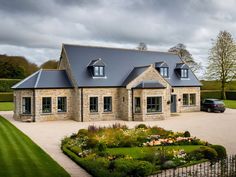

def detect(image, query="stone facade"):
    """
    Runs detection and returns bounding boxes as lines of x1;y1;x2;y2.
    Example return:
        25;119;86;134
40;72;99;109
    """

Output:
13;52;201;122
14;88;73;122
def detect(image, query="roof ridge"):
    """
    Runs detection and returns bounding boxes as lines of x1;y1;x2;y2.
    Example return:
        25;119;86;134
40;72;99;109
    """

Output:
62;43;178;55
34;69;42;88
133;65;150;69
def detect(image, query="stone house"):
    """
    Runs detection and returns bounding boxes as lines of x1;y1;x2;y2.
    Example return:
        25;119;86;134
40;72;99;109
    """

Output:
12;44;201;122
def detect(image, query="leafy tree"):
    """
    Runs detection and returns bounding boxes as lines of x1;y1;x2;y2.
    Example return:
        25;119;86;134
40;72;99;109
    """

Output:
168;43;201;73
206;31;236;99
137;42;147;51
40;60;58;69
0;54;39;78
0;60;25;79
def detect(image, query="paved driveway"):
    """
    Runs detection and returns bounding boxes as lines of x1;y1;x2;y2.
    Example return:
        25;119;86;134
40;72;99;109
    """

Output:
1;109;236;177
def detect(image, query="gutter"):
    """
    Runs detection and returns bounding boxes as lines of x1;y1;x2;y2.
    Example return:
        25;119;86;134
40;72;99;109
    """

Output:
81;88;83;122
131;88;134;121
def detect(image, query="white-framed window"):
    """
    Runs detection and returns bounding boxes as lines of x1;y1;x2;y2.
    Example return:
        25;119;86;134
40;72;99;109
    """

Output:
94;66;105;77
160;67;169;77
181;69;188;78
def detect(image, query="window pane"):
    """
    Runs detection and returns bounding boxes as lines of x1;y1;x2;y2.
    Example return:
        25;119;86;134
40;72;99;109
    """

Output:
147;97;162;112
42;97;51;113
90;97;98;112
183;94;189;105
58;97;67;112
104;97;112;112
22;97;31;114
190;94;196;105
94;67;99;76
181;69;188;78
99;67;104;76
135;97;141;113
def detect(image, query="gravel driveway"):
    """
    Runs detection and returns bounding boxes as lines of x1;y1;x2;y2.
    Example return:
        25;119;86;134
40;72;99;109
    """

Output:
1;109;236;177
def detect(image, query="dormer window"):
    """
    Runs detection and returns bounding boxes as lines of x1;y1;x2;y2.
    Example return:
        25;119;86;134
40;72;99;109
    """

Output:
160;67;169;77
181;68;188;78
155;62;169;78
175;63;189;79
87;58;106;78
94;66;104;77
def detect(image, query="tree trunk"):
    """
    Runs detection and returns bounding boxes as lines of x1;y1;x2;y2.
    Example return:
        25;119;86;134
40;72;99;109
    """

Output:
221;81;226;100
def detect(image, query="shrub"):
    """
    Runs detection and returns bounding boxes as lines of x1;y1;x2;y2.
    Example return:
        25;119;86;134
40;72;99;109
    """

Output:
183;131;191;137
77;129;89;137
210;145;227;159
162;160;176;169
86;138;99;149
135;124;148;129
97;142;107;152
0;92;13;102
114;159;154;177
70;146;82;154
188;147;218;161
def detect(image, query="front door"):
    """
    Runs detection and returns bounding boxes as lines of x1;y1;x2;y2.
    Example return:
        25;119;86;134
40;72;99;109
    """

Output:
171;95;177;113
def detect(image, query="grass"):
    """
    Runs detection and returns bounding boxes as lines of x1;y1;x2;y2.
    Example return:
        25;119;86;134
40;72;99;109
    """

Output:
224;100;236;109
0;102;14;111
0;116;70;177
106;145;204;159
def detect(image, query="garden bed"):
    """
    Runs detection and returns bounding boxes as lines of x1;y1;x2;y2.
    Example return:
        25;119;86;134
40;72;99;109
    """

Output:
61;124;226;177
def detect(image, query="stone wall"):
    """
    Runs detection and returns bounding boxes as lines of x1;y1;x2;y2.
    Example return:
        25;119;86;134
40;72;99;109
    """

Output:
172;87;201;113
14;89;74;122
81;88;120;121
13;89;34;121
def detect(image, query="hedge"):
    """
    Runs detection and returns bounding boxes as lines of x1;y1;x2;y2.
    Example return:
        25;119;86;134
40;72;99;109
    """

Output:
201;91;221;100
0;92;13;102
225;91;236;100
0;79;20;92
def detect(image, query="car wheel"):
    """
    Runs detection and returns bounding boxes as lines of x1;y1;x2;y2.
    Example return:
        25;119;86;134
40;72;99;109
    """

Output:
220;110;225;113
207;108;211;112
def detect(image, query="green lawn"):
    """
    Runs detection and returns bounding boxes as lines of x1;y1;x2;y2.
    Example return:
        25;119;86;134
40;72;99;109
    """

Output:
106;145;204;159
0;102;14;111
0;116;70;177
224;100;236;109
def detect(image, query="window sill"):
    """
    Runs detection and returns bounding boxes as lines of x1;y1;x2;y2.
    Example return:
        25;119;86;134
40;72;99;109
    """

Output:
89;112;99;115
102;112;113;114
146;112;163;115
57;111;67;114
20;114;32;116
41;113;53;115
183;105;196;107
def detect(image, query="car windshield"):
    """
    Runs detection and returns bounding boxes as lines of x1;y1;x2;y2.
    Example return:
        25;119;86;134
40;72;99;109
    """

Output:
213;100;224;104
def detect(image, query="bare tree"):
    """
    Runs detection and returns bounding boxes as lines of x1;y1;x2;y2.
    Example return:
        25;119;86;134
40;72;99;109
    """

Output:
206;30;236;99
137;42;147;51
168;43;202;73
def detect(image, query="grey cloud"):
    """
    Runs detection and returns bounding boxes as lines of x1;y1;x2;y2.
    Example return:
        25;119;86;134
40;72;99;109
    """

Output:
0;0;236;75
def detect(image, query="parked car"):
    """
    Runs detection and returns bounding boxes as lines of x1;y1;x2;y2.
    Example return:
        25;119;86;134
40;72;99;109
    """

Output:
201;99;225;113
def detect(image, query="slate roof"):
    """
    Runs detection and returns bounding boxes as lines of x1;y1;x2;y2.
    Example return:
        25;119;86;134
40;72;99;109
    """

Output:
122;66;149;86
155;61;168;68
63;44;201;87
12;70;73;89
135;81;165;89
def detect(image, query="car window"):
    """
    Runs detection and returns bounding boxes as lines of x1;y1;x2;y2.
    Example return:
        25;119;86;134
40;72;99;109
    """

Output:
204;100;212;104
214;100;224;104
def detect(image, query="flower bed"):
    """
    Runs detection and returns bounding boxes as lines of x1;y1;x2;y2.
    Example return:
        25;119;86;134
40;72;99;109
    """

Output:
61;123;226;177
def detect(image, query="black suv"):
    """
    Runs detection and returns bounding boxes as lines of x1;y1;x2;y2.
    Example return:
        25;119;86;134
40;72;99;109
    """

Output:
201;99;225;113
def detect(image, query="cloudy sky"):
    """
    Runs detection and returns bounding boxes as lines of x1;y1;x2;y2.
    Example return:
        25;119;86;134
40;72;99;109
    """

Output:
0;0;236;74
